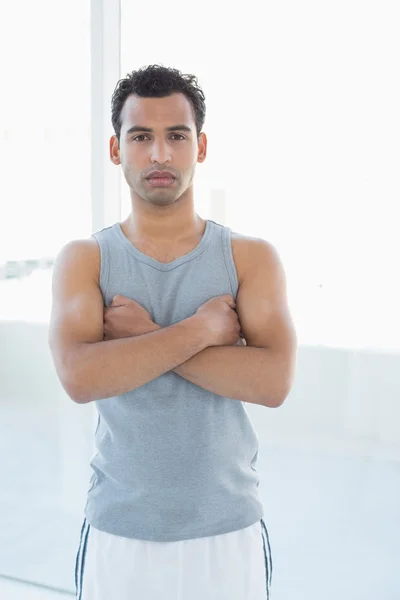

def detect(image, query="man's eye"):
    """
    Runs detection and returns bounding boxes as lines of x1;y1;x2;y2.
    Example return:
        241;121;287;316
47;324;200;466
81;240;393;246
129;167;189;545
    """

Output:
132;134;185;142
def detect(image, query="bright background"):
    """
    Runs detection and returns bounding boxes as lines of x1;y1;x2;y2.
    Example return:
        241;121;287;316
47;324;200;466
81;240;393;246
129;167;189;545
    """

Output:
0;1;399;598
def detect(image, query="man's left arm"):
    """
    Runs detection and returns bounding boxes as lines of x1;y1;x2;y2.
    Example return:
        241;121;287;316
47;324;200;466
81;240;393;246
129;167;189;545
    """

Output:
170;240;298;407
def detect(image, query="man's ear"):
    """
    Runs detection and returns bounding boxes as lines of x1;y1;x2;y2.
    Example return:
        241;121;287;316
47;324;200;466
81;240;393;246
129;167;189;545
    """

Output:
110;135;121;165
197;132;207;163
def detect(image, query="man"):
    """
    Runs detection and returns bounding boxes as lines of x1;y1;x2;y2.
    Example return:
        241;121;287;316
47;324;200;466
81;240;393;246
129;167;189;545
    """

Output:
48;64;297;600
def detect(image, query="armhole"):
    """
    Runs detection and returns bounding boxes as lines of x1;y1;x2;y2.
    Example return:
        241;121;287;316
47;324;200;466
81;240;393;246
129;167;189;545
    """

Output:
221;227;239;299
91;233;110;301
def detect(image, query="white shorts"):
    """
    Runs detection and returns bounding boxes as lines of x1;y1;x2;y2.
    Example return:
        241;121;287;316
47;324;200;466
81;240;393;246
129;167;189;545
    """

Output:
75;517;272;600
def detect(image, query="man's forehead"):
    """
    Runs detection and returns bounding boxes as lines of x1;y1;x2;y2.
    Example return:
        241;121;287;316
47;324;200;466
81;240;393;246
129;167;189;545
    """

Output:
121;93;194;126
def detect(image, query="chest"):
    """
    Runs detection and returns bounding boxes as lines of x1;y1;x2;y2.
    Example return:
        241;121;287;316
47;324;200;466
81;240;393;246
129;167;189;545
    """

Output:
133;234;247;283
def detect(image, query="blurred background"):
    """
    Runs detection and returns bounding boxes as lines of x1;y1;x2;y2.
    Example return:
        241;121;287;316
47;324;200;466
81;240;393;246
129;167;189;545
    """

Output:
0;0;399;598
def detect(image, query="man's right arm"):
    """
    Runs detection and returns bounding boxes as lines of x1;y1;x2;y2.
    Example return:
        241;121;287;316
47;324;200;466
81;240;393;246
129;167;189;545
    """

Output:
48;239;210;404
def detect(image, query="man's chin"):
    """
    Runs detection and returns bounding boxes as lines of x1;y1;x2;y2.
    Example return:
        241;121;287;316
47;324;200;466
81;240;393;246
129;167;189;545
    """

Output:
146;189;181;204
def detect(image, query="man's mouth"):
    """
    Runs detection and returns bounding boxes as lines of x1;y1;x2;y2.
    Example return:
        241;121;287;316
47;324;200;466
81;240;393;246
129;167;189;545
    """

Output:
147;177;176;187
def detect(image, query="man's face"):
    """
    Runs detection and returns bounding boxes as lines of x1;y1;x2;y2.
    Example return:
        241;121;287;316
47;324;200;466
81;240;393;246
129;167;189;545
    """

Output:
110;93;206;206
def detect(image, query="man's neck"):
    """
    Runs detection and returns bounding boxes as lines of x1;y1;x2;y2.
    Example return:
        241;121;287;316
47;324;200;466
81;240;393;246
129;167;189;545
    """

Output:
122;214;206;245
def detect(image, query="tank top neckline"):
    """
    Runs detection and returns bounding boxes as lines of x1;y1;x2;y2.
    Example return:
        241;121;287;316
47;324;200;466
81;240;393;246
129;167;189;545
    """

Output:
111;219;214;270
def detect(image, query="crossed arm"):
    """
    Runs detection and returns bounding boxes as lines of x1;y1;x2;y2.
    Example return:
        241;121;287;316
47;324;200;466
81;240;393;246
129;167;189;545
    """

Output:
157;240;298;408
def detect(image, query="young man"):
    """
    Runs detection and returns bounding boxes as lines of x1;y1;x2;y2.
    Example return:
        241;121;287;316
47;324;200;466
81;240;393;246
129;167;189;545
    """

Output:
48;64;297;600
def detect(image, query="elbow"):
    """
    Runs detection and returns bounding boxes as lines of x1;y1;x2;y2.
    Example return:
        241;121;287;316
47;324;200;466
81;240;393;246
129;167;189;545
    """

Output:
272;380;294;408
60;358;94;405
262;395;285;408
69;390;90;405
61;375;91;404
260;347;297;408
70;384;93;404
269;357;297;407
261;381;292;408
271;392;288;408
50;345;90;404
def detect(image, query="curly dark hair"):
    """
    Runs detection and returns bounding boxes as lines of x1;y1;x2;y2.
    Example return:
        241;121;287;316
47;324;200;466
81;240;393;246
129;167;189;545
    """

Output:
111;64;206;143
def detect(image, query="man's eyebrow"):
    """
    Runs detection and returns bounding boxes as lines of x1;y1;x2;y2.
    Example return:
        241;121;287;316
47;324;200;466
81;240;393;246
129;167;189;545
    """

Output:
126;125;192;135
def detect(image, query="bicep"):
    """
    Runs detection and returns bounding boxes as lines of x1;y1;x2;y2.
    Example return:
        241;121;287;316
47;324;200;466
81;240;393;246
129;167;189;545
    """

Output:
48;239;105;389
235;240;297;354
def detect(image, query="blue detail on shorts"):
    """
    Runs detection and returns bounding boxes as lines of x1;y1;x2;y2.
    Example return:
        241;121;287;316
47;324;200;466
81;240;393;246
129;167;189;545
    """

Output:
75;518;91;600
261;518;273;598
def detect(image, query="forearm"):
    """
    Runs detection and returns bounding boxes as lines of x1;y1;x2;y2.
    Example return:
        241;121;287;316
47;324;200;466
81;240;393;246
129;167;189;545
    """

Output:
147;323;285;407
173;344;286;407
68;317;208;404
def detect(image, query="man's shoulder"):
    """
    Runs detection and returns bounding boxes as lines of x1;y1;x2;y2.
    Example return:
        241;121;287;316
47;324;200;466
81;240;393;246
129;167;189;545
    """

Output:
53;237;101;285
61;236;99;257
230;231;275;285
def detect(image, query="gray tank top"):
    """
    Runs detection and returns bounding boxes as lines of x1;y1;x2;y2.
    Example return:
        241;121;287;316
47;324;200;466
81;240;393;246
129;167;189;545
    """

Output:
84;218;264;542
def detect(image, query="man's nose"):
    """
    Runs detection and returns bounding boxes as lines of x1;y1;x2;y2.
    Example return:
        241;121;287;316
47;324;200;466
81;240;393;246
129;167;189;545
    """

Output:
150;140;171;163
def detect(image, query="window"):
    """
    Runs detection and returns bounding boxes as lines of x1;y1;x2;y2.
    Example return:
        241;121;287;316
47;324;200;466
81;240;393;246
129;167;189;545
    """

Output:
120;0;399;353
0;1;91;594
